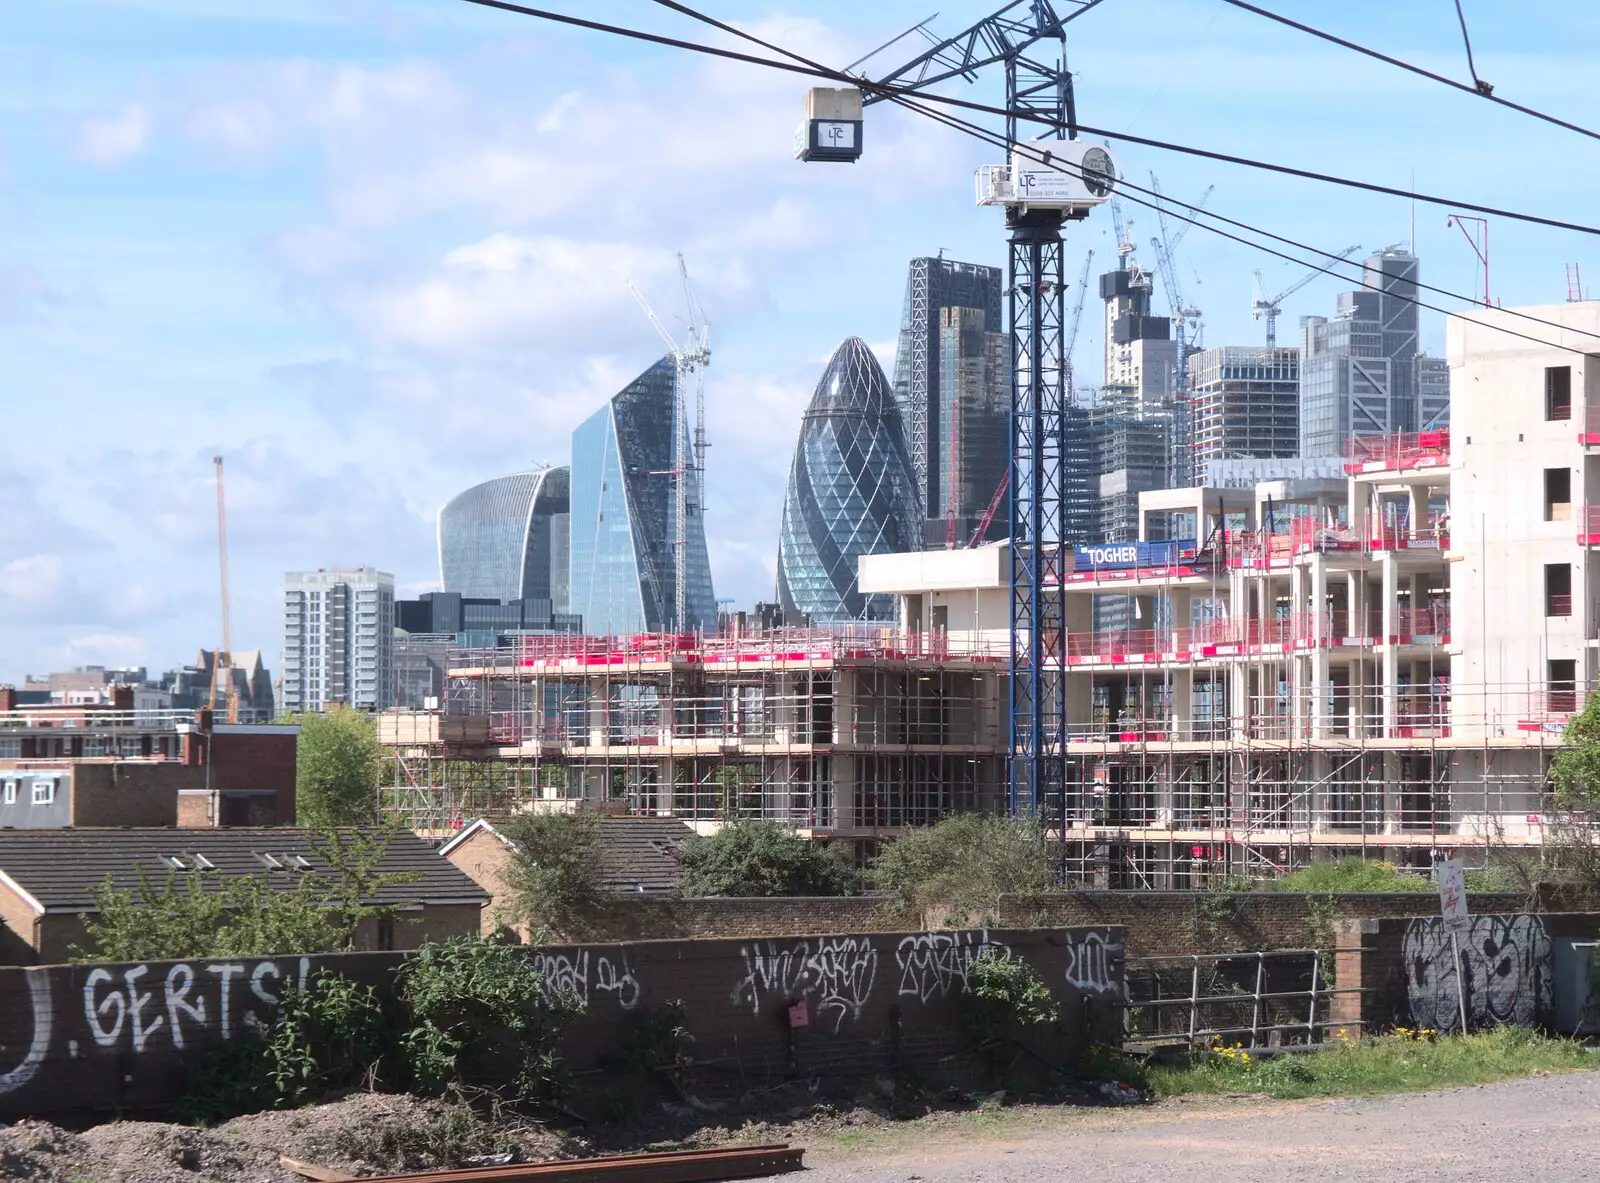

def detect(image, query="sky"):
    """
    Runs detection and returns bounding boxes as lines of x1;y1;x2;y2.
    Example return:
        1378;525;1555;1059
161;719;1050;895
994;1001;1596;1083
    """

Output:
2;0;1598;686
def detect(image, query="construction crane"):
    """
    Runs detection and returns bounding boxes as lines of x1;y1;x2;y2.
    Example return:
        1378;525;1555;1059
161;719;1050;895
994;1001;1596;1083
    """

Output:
625;256;710;634
209;455;239;724
1064;247;1094;396
805;0;1114;816
1252;245;1361;347
1147;173;1211;393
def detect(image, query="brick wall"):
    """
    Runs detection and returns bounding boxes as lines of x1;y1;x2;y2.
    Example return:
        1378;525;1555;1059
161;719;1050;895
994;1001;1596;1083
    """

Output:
566;892;1545;955
0;925;1124;1118
209;732;297;824
1334;912;1600;1036
72;763;202;827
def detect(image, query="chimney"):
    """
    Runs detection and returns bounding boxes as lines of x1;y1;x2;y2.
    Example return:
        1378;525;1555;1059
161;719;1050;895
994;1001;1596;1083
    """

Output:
111;685;134;712
0;686;15;712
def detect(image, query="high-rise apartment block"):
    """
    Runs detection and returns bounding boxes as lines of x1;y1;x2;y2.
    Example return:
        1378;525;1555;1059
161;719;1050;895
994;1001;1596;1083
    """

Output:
282;568;395;712
1189;346;1301;465
1300;248;1421;457
1100;265;1177;412
569;357;715;634
892;256;1003;531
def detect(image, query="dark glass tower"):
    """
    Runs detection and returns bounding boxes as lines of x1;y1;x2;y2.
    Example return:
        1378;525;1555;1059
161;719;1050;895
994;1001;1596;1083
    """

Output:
892;256;1004;528
778;338;920;624
569;357;715;634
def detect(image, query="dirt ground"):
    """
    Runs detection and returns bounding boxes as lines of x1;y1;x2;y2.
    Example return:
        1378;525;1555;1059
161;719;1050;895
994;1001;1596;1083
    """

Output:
798;1071;1600;1182
4;1072;1598;1181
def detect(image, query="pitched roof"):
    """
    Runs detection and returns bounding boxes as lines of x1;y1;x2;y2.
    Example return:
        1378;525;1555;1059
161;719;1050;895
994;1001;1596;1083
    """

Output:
0;828;489;913
441;815;692;893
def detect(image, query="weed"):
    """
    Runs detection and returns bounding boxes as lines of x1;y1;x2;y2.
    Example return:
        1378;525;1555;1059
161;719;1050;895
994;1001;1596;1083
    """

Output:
965;949;1059;1044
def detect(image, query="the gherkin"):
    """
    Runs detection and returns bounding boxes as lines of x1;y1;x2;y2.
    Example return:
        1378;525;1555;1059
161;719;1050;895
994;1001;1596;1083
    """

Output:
777;337;921;624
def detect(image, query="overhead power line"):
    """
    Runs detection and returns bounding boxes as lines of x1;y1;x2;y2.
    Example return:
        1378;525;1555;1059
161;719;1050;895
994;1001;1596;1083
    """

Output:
648;0;1600;351
1215;0;1600;145
454;0;1600;238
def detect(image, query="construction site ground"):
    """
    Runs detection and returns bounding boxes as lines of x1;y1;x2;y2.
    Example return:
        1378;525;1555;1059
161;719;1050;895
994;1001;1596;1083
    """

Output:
4;1071;1599;1181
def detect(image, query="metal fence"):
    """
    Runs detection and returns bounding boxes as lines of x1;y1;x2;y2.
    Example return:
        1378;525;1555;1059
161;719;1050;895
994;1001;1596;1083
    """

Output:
1121;949;1364;1050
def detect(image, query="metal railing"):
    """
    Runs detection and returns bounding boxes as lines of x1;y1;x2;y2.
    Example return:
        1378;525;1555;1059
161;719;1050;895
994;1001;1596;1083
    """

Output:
1122;949;1364;1050
1343;429;1450;473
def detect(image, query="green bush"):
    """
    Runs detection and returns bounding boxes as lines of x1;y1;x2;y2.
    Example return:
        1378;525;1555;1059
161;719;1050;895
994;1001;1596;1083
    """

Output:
869;812;1056;927
398;937;585;1103
1274;858;1430;893
965;948;1059;1044
678;820;859;897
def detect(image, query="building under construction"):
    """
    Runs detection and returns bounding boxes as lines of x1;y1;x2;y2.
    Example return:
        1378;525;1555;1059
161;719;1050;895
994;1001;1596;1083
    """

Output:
859;301;1600;883
379;626;1008;847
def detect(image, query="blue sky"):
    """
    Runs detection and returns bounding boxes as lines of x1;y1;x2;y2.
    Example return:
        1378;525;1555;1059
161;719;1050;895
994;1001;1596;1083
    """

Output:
2;0;1597;685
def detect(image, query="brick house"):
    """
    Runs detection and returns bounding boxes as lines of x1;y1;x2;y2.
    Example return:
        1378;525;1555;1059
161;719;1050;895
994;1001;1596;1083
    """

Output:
441;815;692;936
0;828;488;964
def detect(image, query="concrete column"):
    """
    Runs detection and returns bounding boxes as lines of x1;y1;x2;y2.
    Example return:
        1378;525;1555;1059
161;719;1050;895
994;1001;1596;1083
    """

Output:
1171;667;1194;739
1380;554;1399;737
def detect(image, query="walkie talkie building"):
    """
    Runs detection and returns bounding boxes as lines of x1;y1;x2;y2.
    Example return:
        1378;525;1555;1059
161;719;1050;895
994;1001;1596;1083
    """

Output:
777;338;920;624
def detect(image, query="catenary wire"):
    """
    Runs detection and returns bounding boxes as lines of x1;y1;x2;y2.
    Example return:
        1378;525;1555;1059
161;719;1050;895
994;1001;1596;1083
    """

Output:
453;0;1600;238
1215;0;1600;145
892;89;1593;357
648;0;1600;350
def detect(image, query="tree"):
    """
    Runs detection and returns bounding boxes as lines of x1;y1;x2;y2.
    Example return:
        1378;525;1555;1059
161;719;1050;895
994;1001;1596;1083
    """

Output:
495;810;607;940
295;705;381;828
869;812;1056;928
679;820;859;897
1552;692;1600;811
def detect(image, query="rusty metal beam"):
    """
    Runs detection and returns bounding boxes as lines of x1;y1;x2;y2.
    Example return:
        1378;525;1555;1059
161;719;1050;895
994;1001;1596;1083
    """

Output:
355;1144;805;1183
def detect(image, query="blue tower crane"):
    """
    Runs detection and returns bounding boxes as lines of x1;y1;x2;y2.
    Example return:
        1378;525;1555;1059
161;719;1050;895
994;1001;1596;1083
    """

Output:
800;1;1114;821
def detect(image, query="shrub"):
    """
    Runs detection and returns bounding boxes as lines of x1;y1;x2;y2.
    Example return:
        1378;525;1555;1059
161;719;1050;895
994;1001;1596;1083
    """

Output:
869;812;1056;927
678;820;859;897
1274;858;1430;893
965;948;1059;1044
398;937;584;1103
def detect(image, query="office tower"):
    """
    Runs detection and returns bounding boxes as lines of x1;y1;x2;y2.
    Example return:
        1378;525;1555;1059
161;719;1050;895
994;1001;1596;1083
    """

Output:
569;357;715;634
937;305;1009;543
778;337;920;624
282;568;394;711
437;466;570;613
1300;247;1421;457
892;255;1003;524
1189;346;1301;465
1417;353;1450;431
1101;265;1178;414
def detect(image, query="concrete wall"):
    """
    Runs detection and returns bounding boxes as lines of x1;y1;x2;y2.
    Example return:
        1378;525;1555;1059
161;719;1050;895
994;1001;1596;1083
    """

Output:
0;925;1123;1117
1449;302;1600;726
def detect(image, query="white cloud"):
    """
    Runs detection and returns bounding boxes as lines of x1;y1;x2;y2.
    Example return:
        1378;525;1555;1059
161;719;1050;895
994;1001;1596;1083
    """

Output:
78;104;152;166
64;634;149;664
0;554;67;602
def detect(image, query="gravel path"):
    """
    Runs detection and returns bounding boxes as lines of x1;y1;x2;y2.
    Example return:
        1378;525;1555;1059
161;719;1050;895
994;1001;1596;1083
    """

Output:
801;1072;1600;1182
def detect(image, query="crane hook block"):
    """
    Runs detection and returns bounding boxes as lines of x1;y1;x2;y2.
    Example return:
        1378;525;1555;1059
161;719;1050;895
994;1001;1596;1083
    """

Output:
796;87;863;162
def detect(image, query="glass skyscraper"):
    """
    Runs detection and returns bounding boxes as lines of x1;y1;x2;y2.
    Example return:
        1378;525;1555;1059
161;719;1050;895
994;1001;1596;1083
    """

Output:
892;256;1003;530
569;357;715;635
778;338;920;624
437;467;570;611
1300;248;1421;457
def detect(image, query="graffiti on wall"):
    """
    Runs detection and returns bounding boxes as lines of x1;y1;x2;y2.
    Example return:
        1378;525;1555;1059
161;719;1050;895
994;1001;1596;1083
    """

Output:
1064;930;1121;995
532;951;641;1012
0;956;318;1098
1401;914;1550;1033
893;931;1011;1002
730;937;879;1032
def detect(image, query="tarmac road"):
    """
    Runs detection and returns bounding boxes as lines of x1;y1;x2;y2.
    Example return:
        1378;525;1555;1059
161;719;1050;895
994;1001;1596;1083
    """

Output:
801;1071;1600;1182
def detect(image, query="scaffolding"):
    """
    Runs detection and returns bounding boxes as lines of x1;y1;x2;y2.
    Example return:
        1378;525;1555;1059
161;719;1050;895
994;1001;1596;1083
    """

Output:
378;628;1009;847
